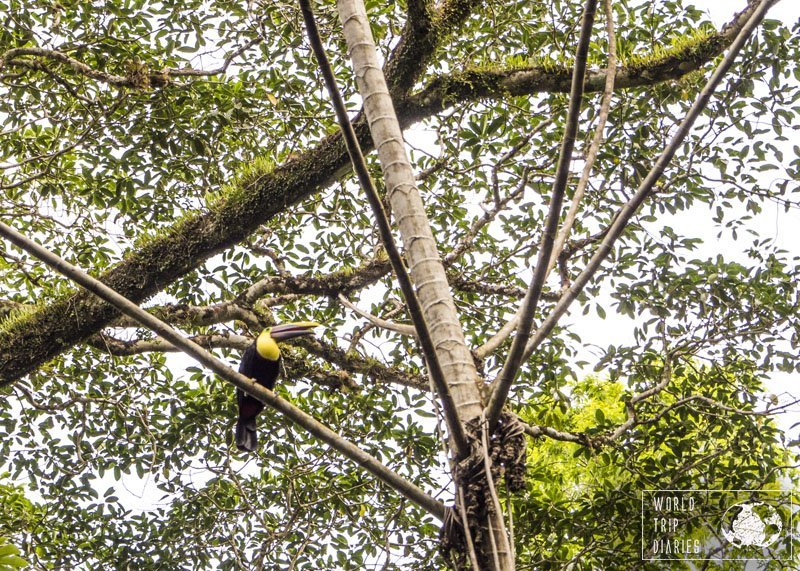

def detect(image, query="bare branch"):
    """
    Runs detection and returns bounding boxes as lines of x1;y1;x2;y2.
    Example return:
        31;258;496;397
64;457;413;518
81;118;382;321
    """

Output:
521;421;584;444
487;0;599;430
337;294;417;336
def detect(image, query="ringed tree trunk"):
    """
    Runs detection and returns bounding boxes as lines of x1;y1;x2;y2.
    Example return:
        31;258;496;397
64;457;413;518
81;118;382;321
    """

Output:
336;0;514;568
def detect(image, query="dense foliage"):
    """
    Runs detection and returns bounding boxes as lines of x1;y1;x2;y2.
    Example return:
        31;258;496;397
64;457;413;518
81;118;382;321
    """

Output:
0;0;798;568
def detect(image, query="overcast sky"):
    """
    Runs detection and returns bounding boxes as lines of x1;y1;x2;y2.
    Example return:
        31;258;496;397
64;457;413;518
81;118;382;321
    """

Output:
568;0;800;438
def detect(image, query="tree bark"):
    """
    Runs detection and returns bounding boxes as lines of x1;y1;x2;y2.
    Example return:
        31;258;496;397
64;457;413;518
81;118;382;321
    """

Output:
337;0;483;425
336;1;513;568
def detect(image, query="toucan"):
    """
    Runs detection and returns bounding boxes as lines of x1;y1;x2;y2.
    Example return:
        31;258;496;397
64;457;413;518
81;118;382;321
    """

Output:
235;321;320;452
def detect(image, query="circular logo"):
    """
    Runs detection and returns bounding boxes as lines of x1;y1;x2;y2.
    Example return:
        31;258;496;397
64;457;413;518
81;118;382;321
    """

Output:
720;501;783;548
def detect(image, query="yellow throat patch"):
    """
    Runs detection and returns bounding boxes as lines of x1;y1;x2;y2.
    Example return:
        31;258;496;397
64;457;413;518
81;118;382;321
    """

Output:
256;329;280;361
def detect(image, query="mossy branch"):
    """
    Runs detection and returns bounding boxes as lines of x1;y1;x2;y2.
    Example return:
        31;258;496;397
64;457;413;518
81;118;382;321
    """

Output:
0;3;758;385
0;218;449;521
404;2;759;121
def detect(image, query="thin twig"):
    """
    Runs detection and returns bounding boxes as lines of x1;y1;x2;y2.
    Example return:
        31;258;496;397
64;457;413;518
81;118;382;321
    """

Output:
164;37;262;76
444;167;530;266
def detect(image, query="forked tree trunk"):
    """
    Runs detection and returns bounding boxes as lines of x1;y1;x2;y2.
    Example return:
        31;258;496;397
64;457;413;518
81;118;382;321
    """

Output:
336;0;513;568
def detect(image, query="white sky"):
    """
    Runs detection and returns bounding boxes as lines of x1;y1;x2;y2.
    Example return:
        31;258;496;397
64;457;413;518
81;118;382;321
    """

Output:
567;0;800;437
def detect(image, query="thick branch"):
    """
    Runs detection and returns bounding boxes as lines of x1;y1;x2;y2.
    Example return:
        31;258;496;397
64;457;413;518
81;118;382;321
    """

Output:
404;0;763;121
0;4;757;385
0;123;364;384
0;219;448;521
384;0;483;95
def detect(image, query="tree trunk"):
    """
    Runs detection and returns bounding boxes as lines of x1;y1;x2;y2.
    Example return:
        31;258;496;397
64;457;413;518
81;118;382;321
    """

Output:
336;1;513;568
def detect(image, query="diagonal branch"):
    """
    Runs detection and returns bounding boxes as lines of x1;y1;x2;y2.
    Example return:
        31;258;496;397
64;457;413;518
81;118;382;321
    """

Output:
0;219;448;521
486;0;599;430
300;0;469;457
384;0;484;96
444;164;531;266
519;0;779;366
235;255;392;304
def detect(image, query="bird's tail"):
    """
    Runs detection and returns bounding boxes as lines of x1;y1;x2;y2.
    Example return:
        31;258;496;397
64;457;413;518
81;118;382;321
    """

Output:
235;416;258;452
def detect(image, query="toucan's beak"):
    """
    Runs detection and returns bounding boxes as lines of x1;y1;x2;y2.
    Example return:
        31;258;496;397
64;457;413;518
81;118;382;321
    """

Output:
269;321;321;341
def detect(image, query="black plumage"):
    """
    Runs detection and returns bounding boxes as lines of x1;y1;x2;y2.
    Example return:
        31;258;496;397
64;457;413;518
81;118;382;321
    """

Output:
233;321;319;452
235;344;280;452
